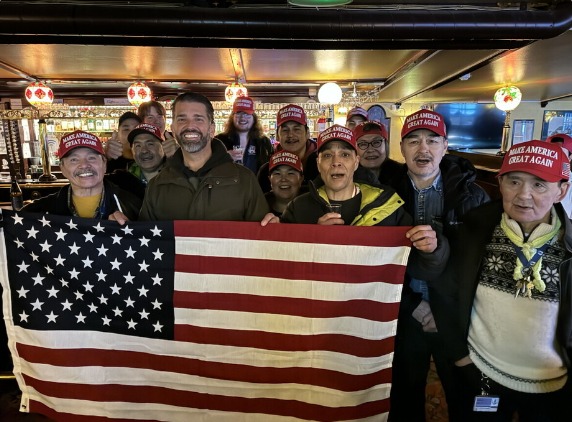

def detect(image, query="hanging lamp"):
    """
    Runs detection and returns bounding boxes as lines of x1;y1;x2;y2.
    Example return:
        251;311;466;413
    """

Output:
25;82;54;107
127;82;152;107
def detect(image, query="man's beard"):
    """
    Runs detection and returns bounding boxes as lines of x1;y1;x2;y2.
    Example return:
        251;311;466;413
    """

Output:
176;129;209;153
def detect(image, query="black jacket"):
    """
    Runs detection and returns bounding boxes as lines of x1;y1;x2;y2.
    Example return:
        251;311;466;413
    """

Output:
21;180;142;221
216;132;273;175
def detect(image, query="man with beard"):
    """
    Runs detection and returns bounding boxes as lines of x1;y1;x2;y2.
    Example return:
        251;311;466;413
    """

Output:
22;130;141;220
138;92;269;221
386;109;489;422
354;121;402;184
106;123;166;199
215;96;273;174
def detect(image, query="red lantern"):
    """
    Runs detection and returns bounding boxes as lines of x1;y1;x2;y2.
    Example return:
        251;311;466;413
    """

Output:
127;82;152;107
25;82;54;107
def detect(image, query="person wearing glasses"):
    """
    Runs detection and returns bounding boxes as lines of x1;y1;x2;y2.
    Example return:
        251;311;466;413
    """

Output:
387;109;489;422
353;121;402;185
137;100;179;158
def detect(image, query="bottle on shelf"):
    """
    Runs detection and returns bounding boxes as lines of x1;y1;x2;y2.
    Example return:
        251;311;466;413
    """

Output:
10;175;24;211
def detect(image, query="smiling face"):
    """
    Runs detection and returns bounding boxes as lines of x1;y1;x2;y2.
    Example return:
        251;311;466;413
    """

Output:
131;134;165;172
317;141;360;200
60;147;106;195
499;172;568;233
278;121;309;156
269;165;303;202
357;134;387;170
400;128;448;188
233;111;254;132
171;100;214;154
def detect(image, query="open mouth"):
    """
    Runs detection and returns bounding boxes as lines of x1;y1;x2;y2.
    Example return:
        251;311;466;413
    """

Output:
76;171;96;178
331;173;345;179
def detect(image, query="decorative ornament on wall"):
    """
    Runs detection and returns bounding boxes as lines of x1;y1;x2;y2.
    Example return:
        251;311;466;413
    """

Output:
127;82;152;107
225;82;248;104
25;82;54;107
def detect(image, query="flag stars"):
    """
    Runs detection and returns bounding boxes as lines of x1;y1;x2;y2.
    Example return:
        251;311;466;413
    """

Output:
124;272;135;284
83;281;94;293
151;299;162;310
110;284;122;295
69;268;80;279
66;219;78;230
16;286;29;298
54;254;66;266
139;309;150;320
59;278;69;288
76;313;86;323
31;299;44;311
98;294;109;305
31;274;44;286
110;259;122;270
121;226;134;236
74;291;84;301
102;316;111;326
97;244;109;256
55;229;67;241
46;286;59;298
82;256;94;268
138;286;149;297
39;216;51;227
127;319;137;330
151;274;163;285
26;226;39;239
93;223;105;233
12;214;24;225
111;234;122;245
124;297;135;308
30;252;39;262
152;249;163;260
112;307;123;317
150;226;162;237
153;321;163;332
69;242;80;255
40;240;52;252
139;237;150;247
19;311;29;323
83;232;95;243
46;311;58;323
88;303;98;313
124;246;136;258
17;261;29;273
96;270;107;282
14;238;24;248
61;299;73;311
138;260;149;272
44;265;54;275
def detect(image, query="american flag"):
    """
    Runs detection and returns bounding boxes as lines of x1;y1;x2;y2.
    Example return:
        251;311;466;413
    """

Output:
0;210;410;422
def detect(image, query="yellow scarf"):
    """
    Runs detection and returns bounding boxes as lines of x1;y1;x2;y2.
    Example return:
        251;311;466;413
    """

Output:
499;210;560;293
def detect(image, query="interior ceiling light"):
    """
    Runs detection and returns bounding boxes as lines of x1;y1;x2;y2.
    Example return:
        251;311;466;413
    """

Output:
318;82;343;105
127;81;152;107
494;85;522;111
25;81;54;107
288;0;353;7
225;82;248;104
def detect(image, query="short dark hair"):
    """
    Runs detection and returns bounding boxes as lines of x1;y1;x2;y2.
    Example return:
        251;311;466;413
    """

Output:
118;111;141;127
137;101;166;120
172;92;214;123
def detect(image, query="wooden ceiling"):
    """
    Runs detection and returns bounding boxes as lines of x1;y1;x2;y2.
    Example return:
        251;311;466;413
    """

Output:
0;0;571;107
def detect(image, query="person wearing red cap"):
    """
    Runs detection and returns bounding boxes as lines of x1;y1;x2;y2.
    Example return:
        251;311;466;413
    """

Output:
265;151;304;217
354;121;402;184
387;109;489;422
345;106;369;131
106;123;166;199
441;140;571;421
256;104;319;193
22;130;141;220
137;92;268;221
215;96;273;174
546;133;572;218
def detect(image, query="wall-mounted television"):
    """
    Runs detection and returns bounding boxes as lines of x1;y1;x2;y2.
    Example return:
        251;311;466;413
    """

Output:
433;103;505;150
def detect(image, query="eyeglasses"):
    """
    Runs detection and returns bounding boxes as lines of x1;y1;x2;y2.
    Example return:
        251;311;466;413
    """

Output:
357;140;383;150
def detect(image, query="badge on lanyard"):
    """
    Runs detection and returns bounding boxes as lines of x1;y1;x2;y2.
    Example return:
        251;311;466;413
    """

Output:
473;395;500;412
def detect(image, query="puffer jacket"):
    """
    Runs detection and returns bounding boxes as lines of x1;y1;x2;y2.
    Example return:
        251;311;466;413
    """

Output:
139;139;269;221
21;179;142;221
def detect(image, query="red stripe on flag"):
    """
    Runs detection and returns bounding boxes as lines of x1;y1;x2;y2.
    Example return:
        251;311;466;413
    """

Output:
24;374;391;421
174;325;396;358
175;220;411;247
175;255;406;284
174;291;401;322
17;343;392;391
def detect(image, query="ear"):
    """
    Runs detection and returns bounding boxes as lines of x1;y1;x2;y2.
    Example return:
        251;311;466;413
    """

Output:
556;181;570;203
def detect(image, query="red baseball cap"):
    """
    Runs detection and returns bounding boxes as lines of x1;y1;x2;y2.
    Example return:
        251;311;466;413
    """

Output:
347;107;369;121
546;133;572;156
401;110;447;139
277;104;307;127
233;96;255;115
268;151;303;173
353;121;388;141
58;130;105;158
498;140;570;182
317;124;357;152
127;123;164;145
